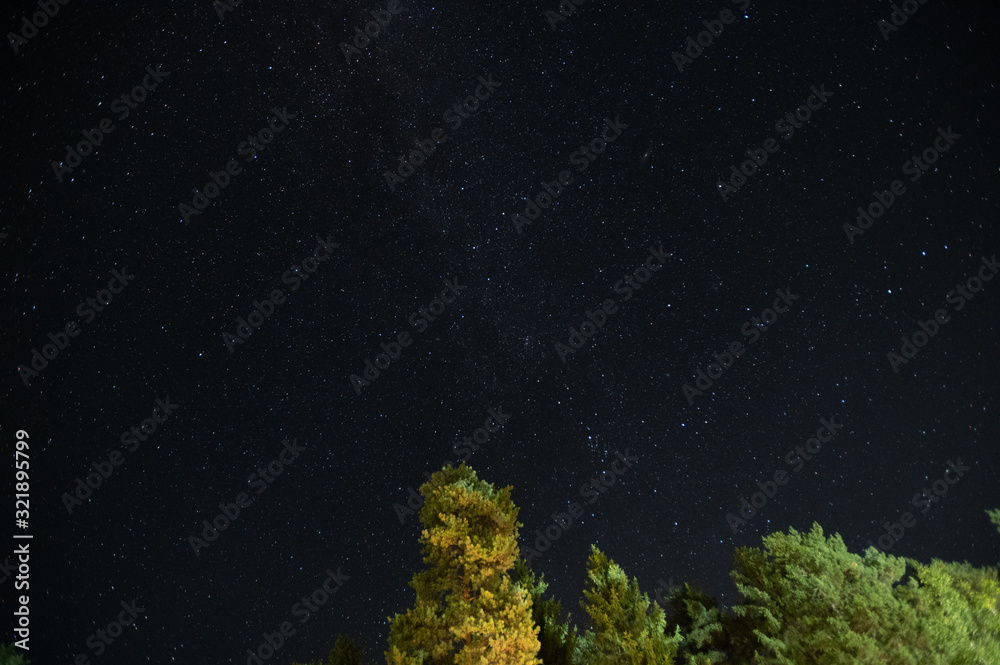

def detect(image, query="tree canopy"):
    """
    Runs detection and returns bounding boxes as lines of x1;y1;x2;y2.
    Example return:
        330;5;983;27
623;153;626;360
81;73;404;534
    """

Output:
376;468;998;664
384;463;541;665
51;471;997;665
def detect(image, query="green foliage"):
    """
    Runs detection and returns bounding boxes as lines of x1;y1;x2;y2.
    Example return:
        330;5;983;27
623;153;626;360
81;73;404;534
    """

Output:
514;557;579;665
385;463;541;665
0;644;29;665
664;583;725;665
290;632;367;665
987;508;1000;536
727;521;1000;664
575;545;680;665
329;633;368;665
729;523;908;663
896;558;1000;664
311;478;1000;665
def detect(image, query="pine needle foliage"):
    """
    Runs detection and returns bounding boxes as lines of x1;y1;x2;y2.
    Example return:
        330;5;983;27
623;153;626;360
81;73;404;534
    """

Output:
385;463;541;665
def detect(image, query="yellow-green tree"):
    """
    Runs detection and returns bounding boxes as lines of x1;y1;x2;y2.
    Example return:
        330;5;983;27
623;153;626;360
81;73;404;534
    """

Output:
385;463;541;665
575;546;679;664
896;558;1000;664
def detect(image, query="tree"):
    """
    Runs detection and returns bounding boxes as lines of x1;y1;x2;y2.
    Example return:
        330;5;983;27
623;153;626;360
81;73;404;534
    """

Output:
575;545;679;665
664;583;724;665
0;644;29;665
894;558;1000;664
329;633;368;665
727;521;1000;664
729;523;923;663
385;463;541;665
987;508;1000;536
514;557;578;665
379;465;1000;664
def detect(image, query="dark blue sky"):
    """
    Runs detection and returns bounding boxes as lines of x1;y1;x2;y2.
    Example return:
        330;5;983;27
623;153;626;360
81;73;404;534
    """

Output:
2;0;998;663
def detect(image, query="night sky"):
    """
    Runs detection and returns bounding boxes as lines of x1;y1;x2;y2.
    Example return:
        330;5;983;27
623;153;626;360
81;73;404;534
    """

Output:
2;0;999;663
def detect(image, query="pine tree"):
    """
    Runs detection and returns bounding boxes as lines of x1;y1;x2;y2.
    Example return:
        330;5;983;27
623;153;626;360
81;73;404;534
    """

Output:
0;644;29;665
729;523;921;663
575;545;679;665
727;521;1000;664
664;583;724;665
987;508;1000;536
385;463;541;665
329;633;368;665
513;556;578;665
381;466;1000;664
894;557;1000;664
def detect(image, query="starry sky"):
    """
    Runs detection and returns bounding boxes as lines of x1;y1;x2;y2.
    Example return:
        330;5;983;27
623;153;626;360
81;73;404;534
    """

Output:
2;0;999;663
